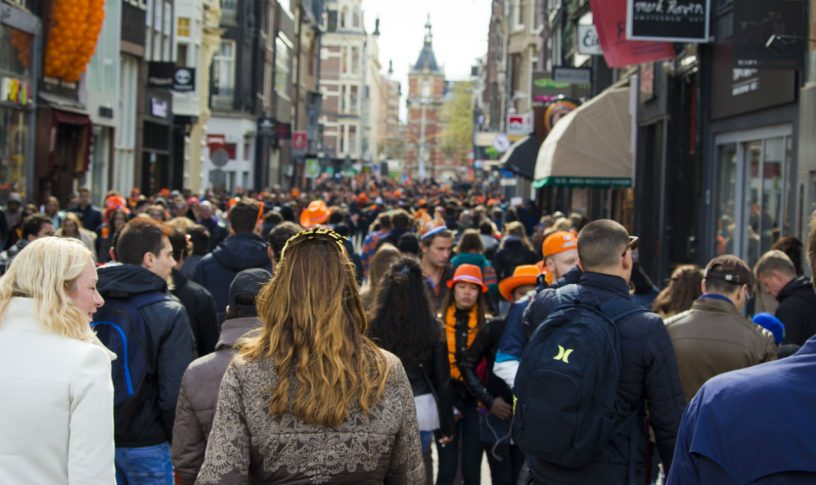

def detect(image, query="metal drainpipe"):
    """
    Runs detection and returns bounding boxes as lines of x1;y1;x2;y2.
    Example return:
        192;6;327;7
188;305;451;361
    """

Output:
292;0;304;189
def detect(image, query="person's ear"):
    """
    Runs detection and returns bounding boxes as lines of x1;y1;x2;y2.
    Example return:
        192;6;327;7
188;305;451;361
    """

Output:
142;251;155;269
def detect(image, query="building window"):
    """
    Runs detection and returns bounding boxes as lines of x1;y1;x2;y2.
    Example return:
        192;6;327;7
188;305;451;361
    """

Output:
351;46;359;74
340;85;347;112
340;7;347;28
177;17;190;37
213;40;235;104
349;125;357;155
221;0;237;24
275;35;291;99
352;7;360;28
349;85;358;113
513;0;524;29
177;43;189;67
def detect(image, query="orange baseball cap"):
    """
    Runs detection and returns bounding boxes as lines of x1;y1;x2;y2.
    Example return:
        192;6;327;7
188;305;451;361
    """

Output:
300;200;330;228
447;264;488;293
542;231;577;258
498;265;541;301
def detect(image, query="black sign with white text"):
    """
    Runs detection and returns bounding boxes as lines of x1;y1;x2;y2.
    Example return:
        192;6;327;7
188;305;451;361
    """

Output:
627;0;710;43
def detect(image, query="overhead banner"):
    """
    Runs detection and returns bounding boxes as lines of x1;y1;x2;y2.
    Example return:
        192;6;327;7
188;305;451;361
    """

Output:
626;0;711;43
590;0;676;68
733;0;805;70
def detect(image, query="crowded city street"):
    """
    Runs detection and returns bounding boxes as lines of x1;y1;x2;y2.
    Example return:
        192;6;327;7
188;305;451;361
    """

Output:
2;0;816;483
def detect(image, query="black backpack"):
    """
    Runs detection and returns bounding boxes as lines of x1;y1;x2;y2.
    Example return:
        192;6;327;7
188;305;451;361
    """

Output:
512;284;643;469
91;292;168;427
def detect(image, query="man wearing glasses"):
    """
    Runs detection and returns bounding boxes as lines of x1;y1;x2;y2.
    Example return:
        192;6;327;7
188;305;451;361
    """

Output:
518;220;685;484
665;255;778;402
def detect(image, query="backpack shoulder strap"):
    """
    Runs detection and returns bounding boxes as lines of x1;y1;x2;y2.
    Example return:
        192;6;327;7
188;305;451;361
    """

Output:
127;292;170;310
600;296;646;323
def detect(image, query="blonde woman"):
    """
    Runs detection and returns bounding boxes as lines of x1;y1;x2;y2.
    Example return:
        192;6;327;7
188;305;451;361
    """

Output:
0;237;114;484
197;227;423;483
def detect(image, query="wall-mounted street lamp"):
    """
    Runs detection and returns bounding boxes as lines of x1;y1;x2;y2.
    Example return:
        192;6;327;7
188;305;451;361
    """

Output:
765;34;816;51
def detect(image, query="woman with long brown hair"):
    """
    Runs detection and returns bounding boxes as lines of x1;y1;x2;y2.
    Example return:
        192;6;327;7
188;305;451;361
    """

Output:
197;227;422;484
652;264;704;318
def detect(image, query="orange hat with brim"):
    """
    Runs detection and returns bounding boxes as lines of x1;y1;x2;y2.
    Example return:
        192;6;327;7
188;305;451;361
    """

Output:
499;265;541;301
542;231;578;258
447;264;488;293
300;200;330;228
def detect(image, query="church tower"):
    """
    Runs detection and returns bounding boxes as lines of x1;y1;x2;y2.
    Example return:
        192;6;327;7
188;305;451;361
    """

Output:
406;15;445;180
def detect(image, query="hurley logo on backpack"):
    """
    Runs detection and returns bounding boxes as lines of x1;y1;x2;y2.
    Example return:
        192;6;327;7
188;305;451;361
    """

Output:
512;284;644;469
91;292;168;427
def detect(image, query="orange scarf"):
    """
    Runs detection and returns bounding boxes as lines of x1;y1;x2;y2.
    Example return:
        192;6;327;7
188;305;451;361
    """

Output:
445;305;479;381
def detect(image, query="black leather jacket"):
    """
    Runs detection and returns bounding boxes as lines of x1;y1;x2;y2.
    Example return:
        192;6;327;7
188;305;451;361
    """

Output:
402;337;455;437
459;317;511;409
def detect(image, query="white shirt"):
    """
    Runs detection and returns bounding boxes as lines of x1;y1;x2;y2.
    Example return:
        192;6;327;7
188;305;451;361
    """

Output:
0;297;116;484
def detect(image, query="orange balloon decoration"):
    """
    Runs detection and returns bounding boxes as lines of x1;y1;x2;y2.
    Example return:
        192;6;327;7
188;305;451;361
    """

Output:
44;0;105;82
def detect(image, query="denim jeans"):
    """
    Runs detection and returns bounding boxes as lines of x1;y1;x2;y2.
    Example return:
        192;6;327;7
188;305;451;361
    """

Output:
436;398;482;485
114;442;174;485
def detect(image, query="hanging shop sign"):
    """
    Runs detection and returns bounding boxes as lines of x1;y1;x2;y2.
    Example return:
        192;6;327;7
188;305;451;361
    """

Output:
147;62;175;89
0;77;31;106
531;72;572;103
173;68;195;92
544;98;580;133
507;112;534;137
149;96;169;118
626;0;711;43
292;131;308;151
732;0;805;70
577;25;603;55
553;67;592;85
590;0;676;68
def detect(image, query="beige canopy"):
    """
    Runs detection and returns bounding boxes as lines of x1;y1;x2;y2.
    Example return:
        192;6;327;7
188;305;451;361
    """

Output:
534;87;633;188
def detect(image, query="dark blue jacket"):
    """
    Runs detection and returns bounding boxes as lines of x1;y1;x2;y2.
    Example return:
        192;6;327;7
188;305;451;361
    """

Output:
68;204;102;232
521;272;686;484
192;233;271;322
97;264;196;446
669;337;816;484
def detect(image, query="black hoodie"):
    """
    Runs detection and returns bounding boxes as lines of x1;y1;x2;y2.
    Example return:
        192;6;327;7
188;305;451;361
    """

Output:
97;263;196;447
776;275;816;346
192;233;271;322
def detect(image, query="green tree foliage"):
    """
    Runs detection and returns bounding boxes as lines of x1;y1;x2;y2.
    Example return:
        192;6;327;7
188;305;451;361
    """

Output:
441;81;474;166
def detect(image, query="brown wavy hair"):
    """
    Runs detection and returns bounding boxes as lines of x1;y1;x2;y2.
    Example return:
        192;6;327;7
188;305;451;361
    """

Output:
240;230;389;427
652;264;704;318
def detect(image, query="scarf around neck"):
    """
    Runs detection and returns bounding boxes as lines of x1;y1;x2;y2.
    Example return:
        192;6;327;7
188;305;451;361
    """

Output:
445;305;479;381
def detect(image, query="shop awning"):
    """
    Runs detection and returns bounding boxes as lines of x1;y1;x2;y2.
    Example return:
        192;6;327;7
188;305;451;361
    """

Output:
534;87;633;188
500;135;540;180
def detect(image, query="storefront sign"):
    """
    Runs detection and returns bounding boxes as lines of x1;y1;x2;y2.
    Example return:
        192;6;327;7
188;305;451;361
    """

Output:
544;98;580;133
507;113;534;137
305;158;320;178
147;62;174;89
292;131;308;150
277;122;292;140
577;25;603;55
173;68;195;92
733;0;805;70
150;96;169;118
531;72;572;102
257;117;277;137
0;77;30;106
710;42;796;120
626;0;711;43
553;67;591;85
590;0;676;68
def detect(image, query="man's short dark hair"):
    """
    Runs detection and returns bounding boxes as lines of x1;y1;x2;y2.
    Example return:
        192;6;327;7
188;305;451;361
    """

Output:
267;221;302;261
577;219;629;270
168;228;190;262
116;217;171;265
187;224;210;256
754;250;796;279
704;254;753;295
228;198;260;234
390;209;411;230
264;210;283;227
21;213;52;239
376;212;392;230
420;229;454;247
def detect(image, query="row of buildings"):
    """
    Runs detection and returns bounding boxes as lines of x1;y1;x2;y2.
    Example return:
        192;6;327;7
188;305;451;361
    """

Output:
0;0;409;205
473;0;816;286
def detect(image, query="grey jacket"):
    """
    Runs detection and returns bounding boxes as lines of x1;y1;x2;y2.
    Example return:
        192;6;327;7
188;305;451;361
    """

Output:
171;317;261;485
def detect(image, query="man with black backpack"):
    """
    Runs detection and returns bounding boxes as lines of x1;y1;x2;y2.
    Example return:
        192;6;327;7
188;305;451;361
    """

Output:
514;219;685;484
96;217;196;483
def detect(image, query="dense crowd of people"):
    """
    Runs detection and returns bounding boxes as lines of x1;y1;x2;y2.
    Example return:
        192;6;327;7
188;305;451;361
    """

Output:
1;178;816;484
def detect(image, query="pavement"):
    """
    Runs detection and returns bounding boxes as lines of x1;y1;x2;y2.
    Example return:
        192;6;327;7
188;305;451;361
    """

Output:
429;444;493;484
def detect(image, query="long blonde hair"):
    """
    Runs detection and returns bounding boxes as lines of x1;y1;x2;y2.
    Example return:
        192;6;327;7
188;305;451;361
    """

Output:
240;229;389;428
0;237;96;342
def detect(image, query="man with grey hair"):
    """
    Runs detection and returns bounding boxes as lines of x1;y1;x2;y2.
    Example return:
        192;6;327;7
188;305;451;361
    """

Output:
520;219;684;484
755;249;816;345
